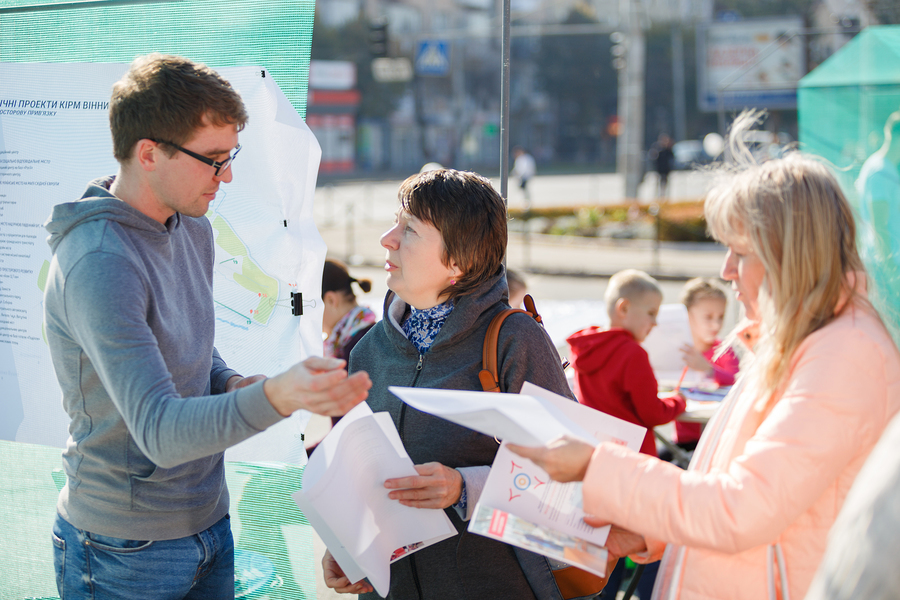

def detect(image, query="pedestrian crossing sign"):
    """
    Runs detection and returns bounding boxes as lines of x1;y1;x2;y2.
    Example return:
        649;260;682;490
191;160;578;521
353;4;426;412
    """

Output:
415;40;450;76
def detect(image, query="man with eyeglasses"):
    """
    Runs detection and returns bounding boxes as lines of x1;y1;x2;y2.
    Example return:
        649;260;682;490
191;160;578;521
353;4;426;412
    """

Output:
43;54;371;599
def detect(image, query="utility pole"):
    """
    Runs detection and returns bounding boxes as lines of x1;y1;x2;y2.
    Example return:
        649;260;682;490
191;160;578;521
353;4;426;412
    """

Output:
616;0;646;201
671;24;687;142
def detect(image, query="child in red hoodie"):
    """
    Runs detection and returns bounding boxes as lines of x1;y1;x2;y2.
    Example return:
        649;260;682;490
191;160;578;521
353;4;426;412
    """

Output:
567;269;686;457
568;269;683;600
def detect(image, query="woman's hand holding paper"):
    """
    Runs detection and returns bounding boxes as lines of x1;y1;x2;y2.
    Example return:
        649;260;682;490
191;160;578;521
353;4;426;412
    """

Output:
322;549;374;594
507;435;597;482
384;462;463;509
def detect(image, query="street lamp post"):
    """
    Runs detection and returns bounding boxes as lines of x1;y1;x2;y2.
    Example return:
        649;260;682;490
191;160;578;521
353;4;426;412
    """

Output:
616;0;646;202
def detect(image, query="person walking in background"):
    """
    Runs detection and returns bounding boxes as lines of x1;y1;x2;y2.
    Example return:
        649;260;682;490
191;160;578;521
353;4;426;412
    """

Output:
650;134;675;198
509;111;900;600
512;146;536;207
322;168;573;599
44;54;371;599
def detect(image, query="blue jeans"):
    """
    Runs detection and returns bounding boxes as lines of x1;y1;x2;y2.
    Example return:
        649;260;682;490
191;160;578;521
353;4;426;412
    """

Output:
52;512;234;600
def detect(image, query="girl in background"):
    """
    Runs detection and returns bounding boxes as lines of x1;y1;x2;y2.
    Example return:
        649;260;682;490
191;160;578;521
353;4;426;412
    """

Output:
322;258;376;361
673;278;740;452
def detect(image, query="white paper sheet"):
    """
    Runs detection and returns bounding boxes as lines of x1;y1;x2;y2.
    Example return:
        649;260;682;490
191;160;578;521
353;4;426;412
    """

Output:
454;383;645;577
641;304;703;387
519;382;645;449
388;386;597;446
292;403;456;597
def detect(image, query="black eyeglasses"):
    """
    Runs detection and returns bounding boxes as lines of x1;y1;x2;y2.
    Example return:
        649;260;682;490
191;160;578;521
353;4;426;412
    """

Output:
151;139;241;176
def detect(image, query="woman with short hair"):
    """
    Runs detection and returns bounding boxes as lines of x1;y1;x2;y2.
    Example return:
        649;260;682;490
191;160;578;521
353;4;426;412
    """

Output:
323;168;573;599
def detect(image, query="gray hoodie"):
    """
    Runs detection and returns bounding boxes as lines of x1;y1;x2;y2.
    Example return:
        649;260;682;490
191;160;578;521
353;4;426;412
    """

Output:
44;176;283;540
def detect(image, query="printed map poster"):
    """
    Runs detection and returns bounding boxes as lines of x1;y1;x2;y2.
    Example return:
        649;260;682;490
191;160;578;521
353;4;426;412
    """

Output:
0;62;323;463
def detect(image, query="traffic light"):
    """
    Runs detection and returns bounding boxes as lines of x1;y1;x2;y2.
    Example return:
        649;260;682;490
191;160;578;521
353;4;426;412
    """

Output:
610;31;626;71
368;20;389;58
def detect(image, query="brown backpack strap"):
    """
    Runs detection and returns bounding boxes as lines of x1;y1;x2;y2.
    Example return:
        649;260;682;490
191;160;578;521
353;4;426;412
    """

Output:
479;294;542;393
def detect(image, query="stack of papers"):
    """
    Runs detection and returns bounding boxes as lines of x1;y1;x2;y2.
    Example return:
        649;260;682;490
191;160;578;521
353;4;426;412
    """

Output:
389;382;645;578
292;403;456;597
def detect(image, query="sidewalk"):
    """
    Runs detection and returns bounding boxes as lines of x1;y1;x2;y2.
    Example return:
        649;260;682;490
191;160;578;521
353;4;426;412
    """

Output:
318;221;726;283
314;170;725;282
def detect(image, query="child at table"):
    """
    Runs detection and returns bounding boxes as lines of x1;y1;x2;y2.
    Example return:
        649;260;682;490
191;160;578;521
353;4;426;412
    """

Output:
673;278;740;450
567;269;686;457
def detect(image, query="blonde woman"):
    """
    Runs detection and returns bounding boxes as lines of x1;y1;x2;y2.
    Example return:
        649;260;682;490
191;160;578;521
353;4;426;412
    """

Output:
510;112;900;600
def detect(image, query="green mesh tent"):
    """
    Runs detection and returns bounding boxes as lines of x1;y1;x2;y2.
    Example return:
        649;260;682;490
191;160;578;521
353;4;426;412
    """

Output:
799;25;900;339
0;0;314;117
0;2;319;597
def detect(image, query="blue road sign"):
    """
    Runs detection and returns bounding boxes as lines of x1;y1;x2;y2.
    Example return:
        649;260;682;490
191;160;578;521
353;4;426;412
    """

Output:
415;40;450;76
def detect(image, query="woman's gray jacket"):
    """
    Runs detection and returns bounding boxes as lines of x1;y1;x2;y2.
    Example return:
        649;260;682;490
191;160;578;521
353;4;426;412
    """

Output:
349;267;574;600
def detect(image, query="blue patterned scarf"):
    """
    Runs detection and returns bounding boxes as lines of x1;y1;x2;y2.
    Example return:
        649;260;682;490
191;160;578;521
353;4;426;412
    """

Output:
401;301;454;354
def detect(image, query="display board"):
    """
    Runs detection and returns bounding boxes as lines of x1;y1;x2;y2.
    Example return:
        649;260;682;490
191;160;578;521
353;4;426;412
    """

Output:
0;61;324;598
697;17;805;111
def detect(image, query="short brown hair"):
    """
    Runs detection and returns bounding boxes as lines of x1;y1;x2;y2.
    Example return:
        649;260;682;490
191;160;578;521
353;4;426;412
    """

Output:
110;53;248;161
680;277;727;309
398;169;507;301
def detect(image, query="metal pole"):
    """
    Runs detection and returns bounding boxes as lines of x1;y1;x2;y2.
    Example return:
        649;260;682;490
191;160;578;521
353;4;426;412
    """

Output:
500;0;511;203
617;0;645;201
671;23;686;142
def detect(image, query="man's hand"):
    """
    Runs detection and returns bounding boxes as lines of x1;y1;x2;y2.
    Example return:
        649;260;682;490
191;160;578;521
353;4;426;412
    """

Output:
225;374;267;392
322;549;374;594
263;357;371;417
384;462;464;509
507;435;596;482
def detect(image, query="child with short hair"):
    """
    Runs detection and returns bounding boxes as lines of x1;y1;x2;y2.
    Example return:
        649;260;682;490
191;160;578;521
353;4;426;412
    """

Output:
673;277;740;449
567;269;686;457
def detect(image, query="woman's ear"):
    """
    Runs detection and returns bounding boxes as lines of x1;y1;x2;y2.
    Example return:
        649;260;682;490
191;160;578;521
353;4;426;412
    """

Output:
448;260;463;280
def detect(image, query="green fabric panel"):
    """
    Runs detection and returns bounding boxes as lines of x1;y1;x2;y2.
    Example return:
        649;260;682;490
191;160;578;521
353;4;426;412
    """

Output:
0;440;315;599
0;0;313;117
799;25;900;343
0;6;317;596
800;26;900;88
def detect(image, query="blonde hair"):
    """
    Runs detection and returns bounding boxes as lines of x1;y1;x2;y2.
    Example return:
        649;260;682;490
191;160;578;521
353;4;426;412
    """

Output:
705;110;868;400
605;269;662;319
681;277;727;309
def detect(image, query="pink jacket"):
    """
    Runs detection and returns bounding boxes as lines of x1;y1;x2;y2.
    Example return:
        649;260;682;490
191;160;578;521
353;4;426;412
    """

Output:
582;301;900;600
